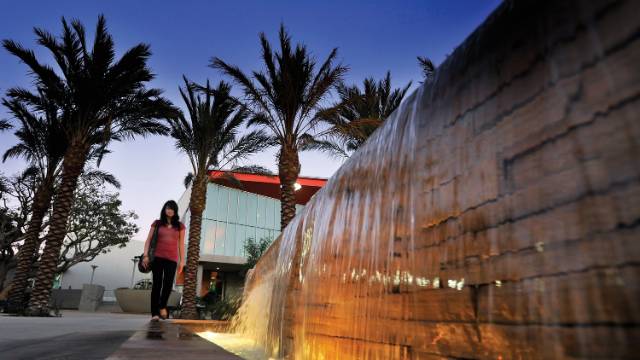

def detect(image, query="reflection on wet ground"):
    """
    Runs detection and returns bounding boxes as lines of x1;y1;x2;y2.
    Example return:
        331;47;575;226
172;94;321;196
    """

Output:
107;320;242;359
145;320;164;340
197;331;269;360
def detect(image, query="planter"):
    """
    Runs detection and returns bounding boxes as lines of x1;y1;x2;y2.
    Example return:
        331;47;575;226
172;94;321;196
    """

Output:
114;288;181;313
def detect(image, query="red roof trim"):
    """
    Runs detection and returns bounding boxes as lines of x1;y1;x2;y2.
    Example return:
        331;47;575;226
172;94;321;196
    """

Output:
208;170;327;188
207;170;327;205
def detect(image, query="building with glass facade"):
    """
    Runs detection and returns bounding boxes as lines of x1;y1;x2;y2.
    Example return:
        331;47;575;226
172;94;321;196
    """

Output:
176;171;326;300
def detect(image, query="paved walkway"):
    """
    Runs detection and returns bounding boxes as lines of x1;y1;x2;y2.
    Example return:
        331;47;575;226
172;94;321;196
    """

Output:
108;320;242;360
0;311;148;359
0;311;242;359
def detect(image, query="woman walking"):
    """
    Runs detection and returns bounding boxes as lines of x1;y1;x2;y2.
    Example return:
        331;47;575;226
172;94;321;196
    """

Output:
142;200;185;321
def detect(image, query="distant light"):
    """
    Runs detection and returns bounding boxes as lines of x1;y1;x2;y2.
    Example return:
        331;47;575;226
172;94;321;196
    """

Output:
294;183;302;191
216;267;220;270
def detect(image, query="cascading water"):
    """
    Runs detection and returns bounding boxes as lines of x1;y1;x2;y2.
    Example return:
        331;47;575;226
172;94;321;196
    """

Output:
208;0;640;358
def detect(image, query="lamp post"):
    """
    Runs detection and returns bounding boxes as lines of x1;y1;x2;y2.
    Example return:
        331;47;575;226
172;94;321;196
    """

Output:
131;256;141;288
90;265;98;285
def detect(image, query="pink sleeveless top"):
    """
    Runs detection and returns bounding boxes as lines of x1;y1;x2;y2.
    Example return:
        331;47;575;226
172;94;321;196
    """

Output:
152;220;185;262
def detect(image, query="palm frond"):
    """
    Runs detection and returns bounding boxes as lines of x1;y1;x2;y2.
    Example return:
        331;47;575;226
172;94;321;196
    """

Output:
184;172;194;188
297;133;349;158
217;130;273;170
2;39;65;98
230;165;274;176
1;95;66;174
83;168;121;189
418;56;435;81
0;119;11;131
2;144;32;163
19;164;41;182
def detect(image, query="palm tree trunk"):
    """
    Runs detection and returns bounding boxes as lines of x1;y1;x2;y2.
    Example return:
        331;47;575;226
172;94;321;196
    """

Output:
180;172;208;319
27;146;88;315
278;145;301;230
6;176;54;313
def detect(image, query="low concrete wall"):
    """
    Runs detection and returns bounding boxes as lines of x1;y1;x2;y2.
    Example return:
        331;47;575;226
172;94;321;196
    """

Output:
114;288;181;314
50;289;82;309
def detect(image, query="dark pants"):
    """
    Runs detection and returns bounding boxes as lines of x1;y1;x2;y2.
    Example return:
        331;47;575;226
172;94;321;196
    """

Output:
150;257;177;317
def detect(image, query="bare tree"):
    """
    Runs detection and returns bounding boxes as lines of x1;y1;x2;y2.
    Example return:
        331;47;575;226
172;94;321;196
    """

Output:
56;176;138;273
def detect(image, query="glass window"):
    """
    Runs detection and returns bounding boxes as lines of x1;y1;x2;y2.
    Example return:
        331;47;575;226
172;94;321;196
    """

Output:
201;219;216;255
266;200;275;229
204;184;218;220
237;191;247;225
228;189;239;223
257;196;266;228
226;223;236;257
217;187;230;222
246;194;257;227
274;205;281;229
235;225;246;257
214;221;226;256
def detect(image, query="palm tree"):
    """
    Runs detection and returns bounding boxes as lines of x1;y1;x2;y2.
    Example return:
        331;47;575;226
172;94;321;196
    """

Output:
314;72;411;157
169;77;271;319
2;15;177;315
1;96;67;313
211;24;348;230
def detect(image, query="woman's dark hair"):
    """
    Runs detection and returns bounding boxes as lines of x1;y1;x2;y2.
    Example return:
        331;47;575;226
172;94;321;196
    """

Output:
159;200;181;229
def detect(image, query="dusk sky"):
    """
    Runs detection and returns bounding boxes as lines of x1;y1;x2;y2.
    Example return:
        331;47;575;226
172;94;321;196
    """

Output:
0;0;501;241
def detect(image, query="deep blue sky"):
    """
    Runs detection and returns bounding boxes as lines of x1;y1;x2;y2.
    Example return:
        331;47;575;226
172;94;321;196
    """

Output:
0;0;501;240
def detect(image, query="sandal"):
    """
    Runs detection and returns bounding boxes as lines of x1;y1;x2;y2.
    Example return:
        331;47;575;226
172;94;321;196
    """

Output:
159;308;168;320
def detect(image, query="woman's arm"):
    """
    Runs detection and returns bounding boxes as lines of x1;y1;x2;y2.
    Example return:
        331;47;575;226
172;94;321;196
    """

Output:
178;225;186;273
142;222;155;267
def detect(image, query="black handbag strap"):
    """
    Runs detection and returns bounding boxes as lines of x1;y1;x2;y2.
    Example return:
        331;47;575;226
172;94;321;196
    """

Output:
149;221;160;261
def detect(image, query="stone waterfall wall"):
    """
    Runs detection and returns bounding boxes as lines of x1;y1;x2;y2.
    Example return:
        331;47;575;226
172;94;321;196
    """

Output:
244;0;640;358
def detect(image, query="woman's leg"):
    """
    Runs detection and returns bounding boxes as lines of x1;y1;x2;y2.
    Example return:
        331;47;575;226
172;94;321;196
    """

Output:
159;259;177;312
150;260;163;317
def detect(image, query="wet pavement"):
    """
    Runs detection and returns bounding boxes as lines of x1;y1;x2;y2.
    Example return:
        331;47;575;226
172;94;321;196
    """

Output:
107;320;242;359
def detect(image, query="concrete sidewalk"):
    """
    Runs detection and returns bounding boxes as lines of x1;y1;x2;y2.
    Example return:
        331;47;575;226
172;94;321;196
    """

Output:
0;311;146;359
0;311;149;343
0;311;243;359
